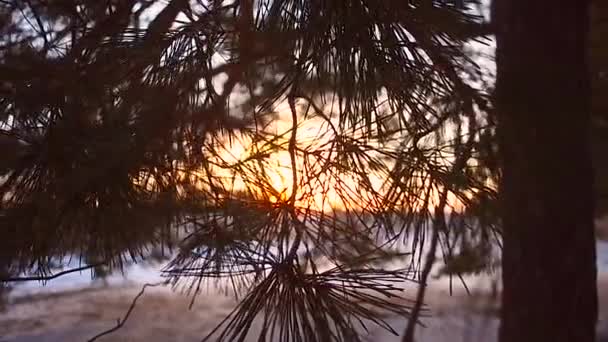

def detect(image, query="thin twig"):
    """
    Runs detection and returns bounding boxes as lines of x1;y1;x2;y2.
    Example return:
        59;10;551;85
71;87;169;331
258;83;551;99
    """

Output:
1;263;105;283
86;282;163;342
286;94;302;258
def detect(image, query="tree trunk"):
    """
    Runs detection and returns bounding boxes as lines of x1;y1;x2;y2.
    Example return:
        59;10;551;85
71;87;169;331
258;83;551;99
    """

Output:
493;1;598;342
590;0;608;217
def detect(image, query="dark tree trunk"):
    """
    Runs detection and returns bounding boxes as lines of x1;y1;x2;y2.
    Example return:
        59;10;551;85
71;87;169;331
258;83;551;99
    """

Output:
493;1;598;342
590;0;608;218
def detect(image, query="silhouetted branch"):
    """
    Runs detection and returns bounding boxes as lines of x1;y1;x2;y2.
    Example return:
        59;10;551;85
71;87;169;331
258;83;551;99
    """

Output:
86;282;163;342
402;190;448;342
0;1;498;341
0;263;106;283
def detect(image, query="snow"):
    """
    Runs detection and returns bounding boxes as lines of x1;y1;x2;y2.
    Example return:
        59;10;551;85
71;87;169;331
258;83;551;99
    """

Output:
2;241;608;341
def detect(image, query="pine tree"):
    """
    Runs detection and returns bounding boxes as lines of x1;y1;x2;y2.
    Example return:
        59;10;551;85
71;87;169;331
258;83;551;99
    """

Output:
0;1;497;340
591;0;608;218
493;0;598;341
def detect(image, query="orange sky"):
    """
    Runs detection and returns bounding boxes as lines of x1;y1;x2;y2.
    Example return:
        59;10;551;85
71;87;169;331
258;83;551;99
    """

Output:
208;101;477;213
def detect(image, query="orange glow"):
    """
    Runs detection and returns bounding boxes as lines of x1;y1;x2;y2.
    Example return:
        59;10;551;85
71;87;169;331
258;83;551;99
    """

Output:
210;102;477;213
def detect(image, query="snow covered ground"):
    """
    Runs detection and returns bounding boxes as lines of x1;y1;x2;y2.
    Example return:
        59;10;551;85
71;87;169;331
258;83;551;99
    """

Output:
0;279;501;342
2;241;608;342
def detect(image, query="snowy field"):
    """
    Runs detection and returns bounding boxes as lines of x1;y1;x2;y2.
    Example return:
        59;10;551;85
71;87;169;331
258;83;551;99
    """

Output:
2;241;608;342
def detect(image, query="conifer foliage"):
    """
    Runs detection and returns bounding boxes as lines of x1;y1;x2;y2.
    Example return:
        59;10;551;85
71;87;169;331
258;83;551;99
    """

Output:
0;1;495;340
